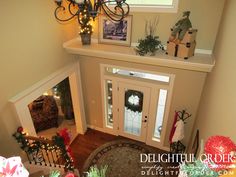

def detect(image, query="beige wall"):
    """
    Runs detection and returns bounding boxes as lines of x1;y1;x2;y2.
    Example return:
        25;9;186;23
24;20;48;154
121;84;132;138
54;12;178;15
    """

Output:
0;1;76;156
79;56;207;147
195;0;236;144
92;0;225;50
0;0;226;156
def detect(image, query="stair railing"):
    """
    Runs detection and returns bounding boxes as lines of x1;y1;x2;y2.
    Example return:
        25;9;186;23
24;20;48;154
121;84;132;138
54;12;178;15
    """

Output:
13;127;75;172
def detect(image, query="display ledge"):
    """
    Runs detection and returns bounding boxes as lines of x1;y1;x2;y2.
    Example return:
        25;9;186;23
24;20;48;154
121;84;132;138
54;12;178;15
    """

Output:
63;38;215;73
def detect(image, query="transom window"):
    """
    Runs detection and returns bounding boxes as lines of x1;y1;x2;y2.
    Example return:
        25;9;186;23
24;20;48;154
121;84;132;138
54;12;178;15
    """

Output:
126;0;179;13
128;0;173;6
106;67;170;83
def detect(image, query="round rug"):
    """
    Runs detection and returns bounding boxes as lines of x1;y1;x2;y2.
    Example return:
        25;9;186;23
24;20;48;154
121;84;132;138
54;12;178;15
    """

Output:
83;140;166;177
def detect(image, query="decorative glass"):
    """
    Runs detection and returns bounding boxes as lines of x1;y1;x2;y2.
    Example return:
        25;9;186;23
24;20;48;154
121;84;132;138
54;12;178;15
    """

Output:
154;89;168;139
106;67;170;83
124;89;143;136
105;80;113;128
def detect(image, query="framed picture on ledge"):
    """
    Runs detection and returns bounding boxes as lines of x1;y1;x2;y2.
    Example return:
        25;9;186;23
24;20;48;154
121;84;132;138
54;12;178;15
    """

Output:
98;15;132;46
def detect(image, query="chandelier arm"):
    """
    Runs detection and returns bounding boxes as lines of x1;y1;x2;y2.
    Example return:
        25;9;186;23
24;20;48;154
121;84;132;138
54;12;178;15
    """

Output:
123;2;130;16
102;3;125;17
101;0;129;11
101;1;129;17
54;6;78;22
68;2;78;16
101;5;125;22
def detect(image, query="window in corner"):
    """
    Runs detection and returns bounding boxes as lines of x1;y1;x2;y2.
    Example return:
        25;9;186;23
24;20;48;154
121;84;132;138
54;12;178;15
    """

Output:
127;0;178;13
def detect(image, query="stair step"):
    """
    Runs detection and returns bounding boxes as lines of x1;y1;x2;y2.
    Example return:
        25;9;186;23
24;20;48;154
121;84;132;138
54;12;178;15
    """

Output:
29;170;45;177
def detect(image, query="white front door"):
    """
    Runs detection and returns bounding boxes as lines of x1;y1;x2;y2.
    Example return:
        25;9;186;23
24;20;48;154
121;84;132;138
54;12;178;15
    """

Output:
118;82;151;142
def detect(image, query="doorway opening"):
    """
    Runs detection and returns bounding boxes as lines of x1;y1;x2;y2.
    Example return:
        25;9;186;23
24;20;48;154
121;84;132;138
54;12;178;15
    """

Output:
28;77;77;140
10;63;87;141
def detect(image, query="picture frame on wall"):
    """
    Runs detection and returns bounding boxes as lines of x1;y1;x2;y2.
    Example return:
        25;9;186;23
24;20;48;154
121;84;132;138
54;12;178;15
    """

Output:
98;15;132;46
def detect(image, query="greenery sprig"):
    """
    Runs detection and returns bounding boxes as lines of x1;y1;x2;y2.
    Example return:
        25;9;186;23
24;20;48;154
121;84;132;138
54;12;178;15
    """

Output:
136;17;164;56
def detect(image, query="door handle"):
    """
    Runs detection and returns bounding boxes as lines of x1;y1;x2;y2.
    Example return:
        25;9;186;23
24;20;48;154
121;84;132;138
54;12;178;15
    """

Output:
142;120;147;123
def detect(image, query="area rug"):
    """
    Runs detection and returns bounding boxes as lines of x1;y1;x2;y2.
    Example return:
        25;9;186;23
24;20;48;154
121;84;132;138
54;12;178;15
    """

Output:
83;140;169;177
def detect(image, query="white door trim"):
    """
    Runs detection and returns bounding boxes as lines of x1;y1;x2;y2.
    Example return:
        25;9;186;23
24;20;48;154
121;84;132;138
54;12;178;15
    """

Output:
100;64;175;150
9;61;87;136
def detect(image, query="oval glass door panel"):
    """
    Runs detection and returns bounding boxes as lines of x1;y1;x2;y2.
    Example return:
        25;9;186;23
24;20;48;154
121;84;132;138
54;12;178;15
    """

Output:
124;89;143;136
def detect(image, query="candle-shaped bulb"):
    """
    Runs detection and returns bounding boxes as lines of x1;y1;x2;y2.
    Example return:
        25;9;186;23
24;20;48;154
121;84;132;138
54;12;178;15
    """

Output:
54;0;62;6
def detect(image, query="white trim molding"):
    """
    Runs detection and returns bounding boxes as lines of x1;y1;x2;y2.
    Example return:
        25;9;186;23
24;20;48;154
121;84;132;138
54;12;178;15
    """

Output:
63;38;215;73
87;124;107;133
65;38;212;55
9;61;87;136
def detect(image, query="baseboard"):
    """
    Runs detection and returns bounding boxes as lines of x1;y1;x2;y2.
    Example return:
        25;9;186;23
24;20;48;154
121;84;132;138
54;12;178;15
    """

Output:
162;146;170;152
87;124;106;133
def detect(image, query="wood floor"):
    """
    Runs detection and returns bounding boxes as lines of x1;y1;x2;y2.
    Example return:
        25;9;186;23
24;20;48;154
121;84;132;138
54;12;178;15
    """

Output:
70;128;169;172
70;128;120;171
70;128;179;176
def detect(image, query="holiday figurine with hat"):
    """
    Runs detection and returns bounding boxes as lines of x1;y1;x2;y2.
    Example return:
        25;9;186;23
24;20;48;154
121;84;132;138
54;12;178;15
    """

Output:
169;11;192;44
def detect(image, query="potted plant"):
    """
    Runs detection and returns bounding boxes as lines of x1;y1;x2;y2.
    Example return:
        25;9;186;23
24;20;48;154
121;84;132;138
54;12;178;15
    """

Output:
78;2;93;45
136;17;164;56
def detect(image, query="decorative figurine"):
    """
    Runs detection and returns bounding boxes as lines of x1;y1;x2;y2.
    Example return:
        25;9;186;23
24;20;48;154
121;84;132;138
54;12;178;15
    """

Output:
166;11;198;59
169;11;192;44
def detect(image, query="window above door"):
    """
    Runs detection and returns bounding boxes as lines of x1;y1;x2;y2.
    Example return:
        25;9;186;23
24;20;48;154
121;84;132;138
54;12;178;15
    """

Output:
127;0;179;13
105;66;171;84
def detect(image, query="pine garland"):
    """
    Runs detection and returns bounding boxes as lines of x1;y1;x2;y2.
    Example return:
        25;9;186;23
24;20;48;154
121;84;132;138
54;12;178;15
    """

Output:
13;127;75;172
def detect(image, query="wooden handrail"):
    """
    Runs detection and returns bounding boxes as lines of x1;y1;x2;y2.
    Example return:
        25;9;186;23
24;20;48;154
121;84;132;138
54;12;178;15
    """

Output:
14;130;75;172
25;135;54;145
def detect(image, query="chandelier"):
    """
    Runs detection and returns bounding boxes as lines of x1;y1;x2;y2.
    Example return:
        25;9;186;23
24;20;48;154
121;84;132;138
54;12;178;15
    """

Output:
54;0;130;22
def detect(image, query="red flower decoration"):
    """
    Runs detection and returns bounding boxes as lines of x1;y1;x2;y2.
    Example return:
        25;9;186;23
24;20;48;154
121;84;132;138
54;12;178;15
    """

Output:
65;172;78;177
17;127;23;133
204;136;236;170
58;128;71;146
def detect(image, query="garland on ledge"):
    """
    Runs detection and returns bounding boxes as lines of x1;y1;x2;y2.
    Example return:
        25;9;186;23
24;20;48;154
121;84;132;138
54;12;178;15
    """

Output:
13;127;39;154
13;127;75;172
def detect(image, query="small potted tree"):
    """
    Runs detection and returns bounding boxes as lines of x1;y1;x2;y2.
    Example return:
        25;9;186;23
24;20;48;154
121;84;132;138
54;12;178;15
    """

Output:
78;2;93;45
136;17;164;56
